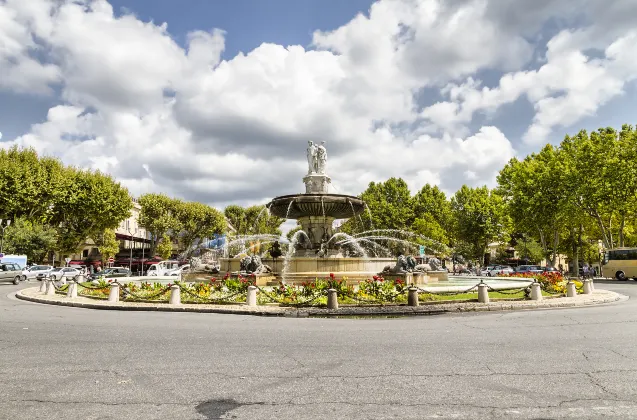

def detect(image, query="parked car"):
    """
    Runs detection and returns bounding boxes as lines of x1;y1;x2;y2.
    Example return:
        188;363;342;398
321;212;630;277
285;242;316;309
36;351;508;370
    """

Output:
89;267;131;280
21;265;53;281
487;265;514;276
168;264;190;276
479;265;497;276
543;266;560;274
1;262;23;285
515;265;544;275
48;267;81;281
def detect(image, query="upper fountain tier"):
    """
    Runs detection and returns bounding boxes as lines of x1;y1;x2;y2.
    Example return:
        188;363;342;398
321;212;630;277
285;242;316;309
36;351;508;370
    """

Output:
267;140;365;221
268;193;366;220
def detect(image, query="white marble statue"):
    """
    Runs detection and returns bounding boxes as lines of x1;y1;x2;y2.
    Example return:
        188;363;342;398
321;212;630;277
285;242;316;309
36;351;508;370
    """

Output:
316;141;327;174
307;141;318;174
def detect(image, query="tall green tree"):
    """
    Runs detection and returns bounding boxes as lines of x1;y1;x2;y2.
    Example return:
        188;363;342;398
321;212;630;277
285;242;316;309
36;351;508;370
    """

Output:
451;185;510;264
156;234;174;260
0;147;132;256
223;205;284;236
138;193;182;255
341;177;414;234
175;201;226;256
94;229;120;266
2;218;57;263
497;144;570;266
51;168;133;254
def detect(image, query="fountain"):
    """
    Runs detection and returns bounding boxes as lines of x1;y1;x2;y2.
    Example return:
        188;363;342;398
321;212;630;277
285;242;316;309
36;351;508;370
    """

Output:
218;142;449;285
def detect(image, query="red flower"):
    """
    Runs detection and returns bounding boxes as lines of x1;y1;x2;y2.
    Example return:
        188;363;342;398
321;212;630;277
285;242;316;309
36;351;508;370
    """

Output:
210;277;217;282
167;283;172;287
329;273;335;279
373;275;379;281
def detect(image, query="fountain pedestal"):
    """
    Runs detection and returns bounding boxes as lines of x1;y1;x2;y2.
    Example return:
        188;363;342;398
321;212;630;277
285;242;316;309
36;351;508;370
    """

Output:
303;173;331;194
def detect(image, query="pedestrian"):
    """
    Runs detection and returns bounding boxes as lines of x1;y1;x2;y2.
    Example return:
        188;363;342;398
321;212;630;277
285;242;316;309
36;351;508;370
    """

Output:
558;264;564;275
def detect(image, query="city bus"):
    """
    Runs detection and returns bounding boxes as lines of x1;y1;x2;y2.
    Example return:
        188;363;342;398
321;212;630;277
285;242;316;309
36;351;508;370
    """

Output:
602;248;637;280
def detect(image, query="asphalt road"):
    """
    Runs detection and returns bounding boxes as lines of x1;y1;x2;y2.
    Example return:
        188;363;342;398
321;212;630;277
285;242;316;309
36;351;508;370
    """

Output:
1;280;636;420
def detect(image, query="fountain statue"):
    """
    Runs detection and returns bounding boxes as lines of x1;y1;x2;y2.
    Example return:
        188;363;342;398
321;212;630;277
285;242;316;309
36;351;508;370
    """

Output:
218;144;450;285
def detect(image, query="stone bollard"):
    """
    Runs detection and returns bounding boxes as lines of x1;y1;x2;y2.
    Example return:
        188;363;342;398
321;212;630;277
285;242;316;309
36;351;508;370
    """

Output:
566;281;577;297
583;279;592;295
66;282;77;299
246;285;257;307
478;283;489;303
169;285;181;305
39;279;47;293
76;274;85;284
327;288;338;310
530;282;542;301
108;283;120;302
407;287;419;307
46;279;56;296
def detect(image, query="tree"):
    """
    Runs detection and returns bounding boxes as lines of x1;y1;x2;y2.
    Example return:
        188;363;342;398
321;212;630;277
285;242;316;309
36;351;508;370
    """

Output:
156;234;173;260
223;205;284;236
0;147;132;257
51;168;133;255
175;201;226;257
94;229;120;266
138;194;182;255
2;218;57;263
497;144;570;266
341;178;414;235
513;237;544;264
450;185;510;264
412;184;453;232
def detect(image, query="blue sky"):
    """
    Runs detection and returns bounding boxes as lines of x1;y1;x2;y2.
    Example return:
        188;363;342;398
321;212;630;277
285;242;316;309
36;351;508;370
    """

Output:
1;0;637;206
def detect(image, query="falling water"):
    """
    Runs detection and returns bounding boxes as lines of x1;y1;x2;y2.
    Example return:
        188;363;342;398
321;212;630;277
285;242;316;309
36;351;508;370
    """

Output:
285;200;295;219
255;205;271;225
321;196;326;218
364;204;374;230
327;232;368;258
282;230;310;282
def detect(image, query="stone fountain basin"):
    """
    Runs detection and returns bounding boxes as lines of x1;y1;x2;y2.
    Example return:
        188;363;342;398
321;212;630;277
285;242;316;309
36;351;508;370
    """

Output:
268;194;366;219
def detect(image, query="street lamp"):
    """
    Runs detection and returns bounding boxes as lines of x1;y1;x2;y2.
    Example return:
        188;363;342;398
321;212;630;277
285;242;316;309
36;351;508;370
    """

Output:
127;227;138;272
0;219;12;255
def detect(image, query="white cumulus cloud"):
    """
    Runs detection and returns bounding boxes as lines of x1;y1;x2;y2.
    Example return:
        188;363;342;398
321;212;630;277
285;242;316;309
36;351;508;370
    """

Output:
1;0;636;208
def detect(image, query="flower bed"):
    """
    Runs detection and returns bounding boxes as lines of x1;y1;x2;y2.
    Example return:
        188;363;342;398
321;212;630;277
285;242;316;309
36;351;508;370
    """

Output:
55;273;548;307
502;272;581;294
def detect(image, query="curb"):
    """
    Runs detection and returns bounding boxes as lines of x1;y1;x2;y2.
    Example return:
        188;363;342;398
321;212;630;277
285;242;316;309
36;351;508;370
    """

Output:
15;288;628;318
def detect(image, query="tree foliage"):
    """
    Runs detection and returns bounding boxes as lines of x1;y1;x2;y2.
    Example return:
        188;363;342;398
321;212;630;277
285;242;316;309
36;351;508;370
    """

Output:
0;147;133;257
138;194;182;255
176;201;226;256
223;205;284;236
156;234;173;260
2;217;57;263
451;185;510;263
94;229;120;265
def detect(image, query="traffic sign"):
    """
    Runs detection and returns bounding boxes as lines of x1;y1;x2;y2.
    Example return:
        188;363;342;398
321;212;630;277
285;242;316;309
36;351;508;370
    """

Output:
0;253;4;259
419;245;425;257
108;257;114;263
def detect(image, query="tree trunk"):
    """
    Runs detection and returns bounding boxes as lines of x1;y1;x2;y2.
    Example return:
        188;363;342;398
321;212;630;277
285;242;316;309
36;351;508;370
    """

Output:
593;210;610;249
571;227;579;277
619;212;626;247
551;228;559;267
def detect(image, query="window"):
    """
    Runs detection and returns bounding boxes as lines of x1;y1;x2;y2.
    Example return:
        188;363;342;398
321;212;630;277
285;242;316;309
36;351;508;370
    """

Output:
83;249;89;258
608;249;637;260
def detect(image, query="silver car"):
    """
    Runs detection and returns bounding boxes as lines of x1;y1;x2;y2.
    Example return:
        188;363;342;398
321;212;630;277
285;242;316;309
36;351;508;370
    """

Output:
1;262;23;285
21;265;53;281
48;267;81;281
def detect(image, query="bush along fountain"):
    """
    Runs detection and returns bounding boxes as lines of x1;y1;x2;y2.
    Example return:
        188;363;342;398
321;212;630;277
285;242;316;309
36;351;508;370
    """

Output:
219;142;449;286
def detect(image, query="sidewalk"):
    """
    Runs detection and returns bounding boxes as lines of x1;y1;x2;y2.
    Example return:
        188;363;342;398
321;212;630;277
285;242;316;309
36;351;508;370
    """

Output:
16;286;628;318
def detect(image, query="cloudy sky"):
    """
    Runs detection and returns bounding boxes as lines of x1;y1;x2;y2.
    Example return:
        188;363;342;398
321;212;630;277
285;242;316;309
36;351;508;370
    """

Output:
1;0;637;210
